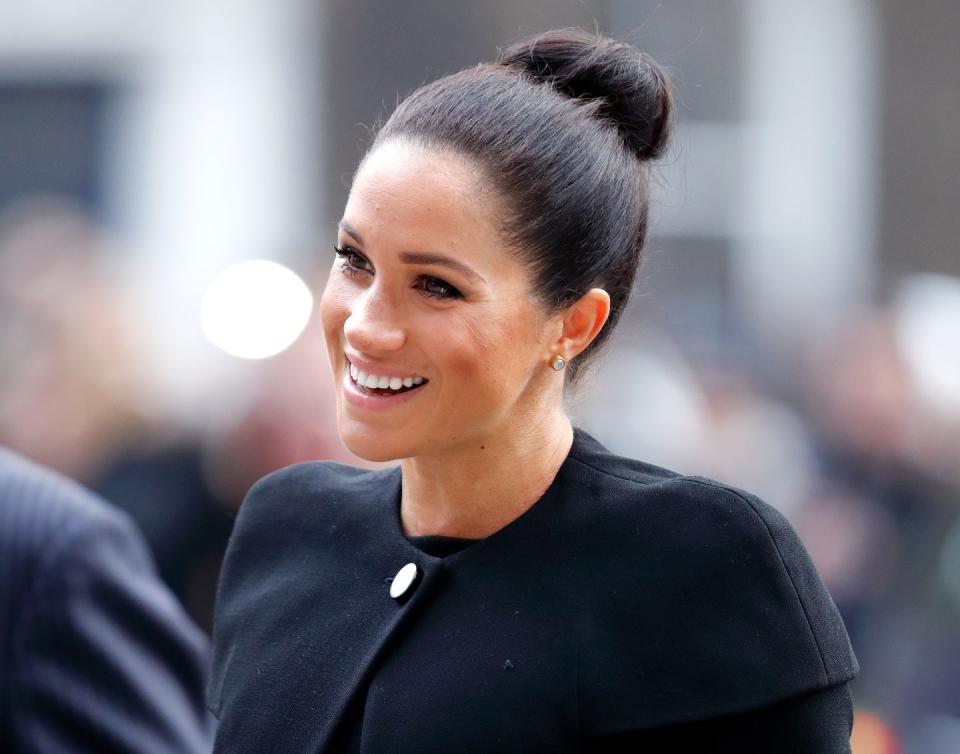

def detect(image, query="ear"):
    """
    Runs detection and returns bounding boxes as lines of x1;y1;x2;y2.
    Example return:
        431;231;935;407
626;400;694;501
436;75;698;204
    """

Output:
547;288;611;363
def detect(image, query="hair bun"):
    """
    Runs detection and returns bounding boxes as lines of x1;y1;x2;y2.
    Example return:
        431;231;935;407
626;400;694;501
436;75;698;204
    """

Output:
497;28;673;162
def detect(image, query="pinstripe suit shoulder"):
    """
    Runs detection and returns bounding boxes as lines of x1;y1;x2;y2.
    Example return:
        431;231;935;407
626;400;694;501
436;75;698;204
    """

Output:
0;447;213;753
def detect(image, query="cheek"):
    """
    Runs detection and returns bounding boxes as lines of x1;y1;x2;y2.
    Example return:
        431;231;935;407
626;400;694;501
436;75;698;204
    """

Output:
440;307;539;390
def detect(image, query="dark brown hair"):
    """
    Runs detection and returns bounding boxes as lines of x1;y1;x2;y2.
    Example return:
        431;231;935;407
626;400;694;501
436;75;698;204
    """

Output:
370;28;673;381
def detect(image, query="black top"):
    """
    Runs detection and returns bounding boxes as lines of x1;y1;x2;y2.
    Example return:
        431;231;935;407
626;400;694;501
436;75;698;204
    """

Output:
209;428;858;752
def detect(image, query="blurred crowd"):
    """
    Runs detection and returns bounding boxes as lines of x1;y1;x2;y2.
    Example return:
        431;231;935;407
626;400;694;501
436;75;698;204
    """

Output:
0;197;357;632
2;197;959;753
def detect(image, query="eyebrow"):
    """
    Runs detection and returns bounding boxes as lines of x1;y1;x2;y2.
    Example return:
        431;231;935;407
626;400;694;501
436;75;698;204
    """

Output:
337;219;486;285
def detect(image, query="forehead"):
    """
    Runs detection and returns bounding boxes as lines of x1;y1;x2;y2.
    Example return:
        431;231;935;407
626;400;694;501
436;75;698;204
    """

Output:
344;141;504;251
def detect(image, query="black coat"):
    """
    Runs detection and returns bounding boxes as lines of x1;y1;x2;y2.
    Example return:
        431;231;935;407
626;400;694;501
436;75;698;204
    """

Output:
0;447;212;753
209;428;858;752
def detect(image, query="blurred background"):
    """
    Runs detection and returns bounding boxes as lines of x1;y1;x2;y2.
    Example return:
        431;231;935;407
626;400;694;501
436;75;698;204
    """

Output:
0;1;957;751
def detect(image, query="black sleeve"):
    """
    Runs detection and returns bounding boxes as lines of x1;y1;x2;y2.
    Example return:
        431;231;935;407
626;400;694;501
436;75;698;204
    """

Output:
10;509;214;753
592;682;854;754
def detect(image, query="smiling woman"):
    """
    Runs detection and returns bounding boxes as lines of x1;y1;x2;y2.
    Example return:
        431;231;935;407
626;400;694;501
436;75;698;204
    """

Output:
208;28;858;754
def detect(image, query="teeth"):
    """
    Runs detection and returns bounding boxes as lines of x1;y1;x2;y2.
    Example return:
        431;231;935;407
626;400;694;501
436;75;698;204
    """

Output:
348;360;425;392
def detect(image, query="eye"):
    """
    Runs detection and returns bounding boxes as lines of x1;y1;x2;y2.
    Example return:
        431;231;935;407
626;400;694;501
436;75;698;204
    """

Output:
334;245;462;300
334;245;371;277
414;275;463;300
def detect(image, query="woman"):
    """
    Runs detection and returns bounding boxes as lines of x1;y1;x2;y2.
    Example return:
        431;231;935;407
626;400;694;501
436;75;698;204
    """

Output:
208;29;858;753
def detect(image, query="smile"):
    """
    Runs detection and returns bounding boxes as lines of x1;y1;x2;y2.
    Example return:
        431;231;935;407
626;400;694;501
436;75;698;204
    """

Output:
344;359;429;408
349;361;424;391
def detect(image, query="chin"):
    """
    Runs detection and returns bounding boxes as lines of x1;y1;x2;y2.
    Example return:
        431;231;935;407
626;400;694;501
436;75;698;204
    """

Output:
337;422;412;463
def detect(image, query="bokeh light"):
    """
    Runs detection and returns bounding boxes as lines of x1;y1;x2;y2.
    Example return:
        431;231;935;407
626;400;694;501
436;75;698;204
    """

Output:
200;260;313;360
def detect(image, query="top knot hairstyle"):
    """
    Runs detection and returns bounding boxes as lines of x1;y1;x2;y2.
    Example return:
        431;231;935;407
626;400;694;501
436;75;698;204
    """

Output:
497;30;672;162
370;28;674;381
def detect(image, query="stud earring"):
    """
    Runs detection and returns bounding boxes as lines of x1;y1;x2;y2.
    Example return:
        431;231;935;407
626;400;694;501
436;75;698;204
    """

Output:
550;354;566;371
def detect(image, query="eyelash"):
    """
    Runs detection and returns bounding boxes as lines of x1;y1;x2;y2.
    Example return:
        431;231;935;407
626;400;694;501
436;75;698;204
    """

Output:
333;245;464;300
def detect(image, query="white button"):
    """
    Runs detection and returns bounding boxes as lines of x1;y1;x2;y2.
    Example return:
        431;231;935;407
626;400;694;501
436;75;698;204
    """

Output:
389;562;419;599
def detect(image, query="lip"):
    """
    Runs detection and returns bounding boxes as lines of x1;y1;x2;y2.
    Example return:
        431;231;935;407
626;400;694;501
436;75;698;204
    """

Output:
341;360;427;411
344;352;425;381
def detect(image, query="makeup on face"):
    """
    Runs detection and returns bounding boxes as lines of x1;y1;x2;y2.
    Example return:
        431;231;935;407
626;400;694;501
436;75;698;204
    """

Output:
319;142;553;461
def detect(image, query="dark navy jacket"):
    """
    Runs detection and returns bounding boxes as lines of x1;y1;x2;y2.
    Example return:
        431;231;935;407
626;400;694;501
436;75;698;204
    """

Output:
209;428;858;752
0;447;212;753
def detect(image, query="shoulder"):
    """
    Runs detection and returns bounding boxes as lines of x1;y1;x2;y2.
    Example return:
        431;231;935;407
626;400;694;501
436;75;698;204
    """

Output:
0;446;198;634
1;448;211;752
220;460;399;586
0;447;141;594
568;429;824;576
228;460;397;544
567;430;859;728
209;461;398;716
244;458;391;504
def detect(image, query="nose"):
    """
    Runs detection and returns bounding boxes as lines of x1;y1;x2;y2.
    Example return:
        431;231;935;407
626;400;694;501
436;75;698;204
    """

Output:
343;285;407;355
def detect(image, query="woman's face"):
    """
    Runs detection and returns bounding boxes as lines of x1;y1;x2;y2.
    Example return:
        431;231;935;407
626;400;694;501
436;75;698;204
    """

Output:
320;141;560;462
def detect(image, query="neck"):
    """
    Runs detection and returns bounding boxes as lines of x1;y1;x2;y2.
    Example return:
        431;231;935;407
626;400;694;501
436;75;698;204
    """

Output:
399;411;574;539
